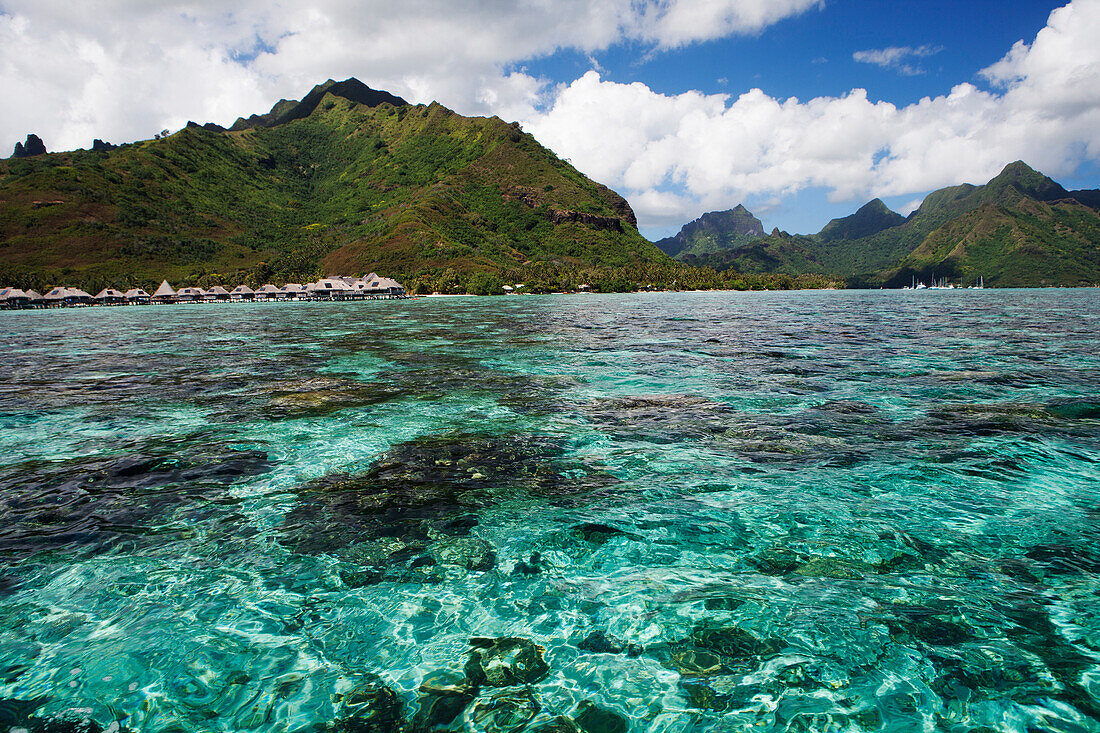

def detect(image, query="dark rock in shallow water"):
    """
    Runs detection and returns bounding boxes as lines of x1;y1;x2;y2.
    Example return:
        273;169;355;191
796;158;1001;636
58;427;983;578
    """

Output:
1024;544;1100;575
280;433;614;578
0;448;272;563
410;671;477;731
0;699;104;733
576;631;642;657
660;622;781;678
465;637;550;687
529;716;581;732
570;523;637;546
467;688;541;732
573;701;628;733
748;546;804;576
333;674;404;732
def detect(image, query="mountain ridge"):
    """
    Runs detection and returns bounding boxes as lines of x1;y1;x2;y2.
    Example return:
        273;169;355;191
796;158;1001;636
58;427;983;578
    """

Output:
0;78;672;293
670;161;1100;287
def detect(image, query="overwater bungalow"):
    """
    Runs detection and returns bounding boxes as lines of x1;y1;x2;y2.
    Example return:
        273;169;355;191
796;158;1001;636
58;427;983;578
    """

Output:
152;281;176;304
93;288;126;305
279;283;306;300
359;274;406;297
125;288;151;304
204;286;231;302
254;284;280;300
175;286;205;303
26;290;43;304
0;288;30;308
309;278;353;299
230;285;255;301
44;287;94;306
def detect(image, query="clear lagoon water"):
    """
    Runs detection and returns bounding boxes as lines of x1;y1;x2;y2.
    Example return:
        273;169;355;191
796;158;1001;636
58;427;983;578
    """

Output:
0;289;1098;732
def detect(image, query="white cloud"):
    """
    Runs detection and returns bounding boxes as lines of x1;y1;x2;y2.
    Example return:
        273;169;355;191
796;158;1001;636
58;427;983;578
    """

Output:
524;0;1100;230
2;0;1098;236
853;44;942;76
0;0;820;153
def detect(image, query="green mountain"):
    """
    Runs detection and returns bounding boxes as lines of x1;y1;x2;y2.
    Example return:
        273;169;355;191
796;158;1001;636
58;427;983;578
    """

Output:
0;78;666;292
818;198;905;242
655;204;764;258
673;162;1100;287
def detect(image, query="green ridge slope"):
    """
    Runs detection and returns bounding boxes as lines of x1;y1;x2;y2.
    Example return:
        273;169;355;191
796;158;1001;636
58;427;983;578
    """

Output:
0;79;666;292
673;162;1100;287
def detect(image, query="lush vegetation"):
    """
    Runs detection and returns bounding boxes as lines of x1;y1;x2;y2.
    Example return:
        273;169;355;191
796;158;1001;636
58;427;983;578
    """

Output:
400;262;841;295
0;83;677;292
667;162;1100;287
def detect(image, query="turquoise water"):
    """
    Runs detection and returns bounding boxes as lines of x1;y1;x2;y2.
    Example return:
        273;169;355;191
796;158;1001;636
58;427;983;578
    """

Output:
0;290;1098;732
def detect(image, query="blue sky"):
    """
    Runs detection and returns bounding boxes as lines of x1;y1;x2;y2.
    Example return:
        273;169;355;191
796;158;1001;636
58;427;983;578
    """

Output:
518;0;1091;236
2;0;1099;239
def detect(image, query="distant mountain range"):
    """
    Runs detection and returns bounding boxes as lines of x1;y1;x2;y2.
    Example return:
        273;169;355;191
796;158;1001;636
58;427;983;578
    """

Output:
665;162;1100;287
0;78;664;291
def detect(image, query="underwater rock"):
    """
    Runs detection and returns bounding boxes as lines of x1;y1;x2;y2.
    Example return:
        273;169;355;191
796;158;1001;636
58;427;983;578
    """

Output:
747;546;804;576
0;448;271;562
434;537;496;571
581;394;738;445
409;671;477;731
885;607;975;647
1024;544;1100;576
661;622;782;678
332;674;404;732
573;701;628;733
793;556;871;580
529;716;581;732
281;433;613;576
570;523;635;546
576;631;642;657
465;637;550;687
512;552;542;575
265;377;405;418
0;699;105;733
466;688;541;732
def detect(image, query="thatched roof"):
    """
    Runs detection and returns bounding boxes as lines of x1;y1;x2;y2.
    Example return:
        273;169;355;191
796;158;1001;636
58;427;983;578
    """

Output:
280;283;306;293
44;287;66;300
1;288;28;301
255;284;280;294
230;285;254;295
176;287;205;298
94;288;125;299
310;278;352;292
206;286;230;296
25;290;42;300
124;288;150;298
153;280;176;297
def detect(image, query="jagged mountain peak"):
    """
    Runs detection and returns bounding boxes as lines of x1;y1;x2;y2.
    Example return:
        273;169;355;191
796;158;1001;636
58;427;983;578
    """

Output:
230;78;408;132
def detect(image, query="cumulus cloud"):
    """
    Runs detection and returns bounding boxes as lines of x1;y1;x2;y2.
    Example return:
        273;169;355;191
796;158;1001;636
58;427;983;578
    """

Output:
2;0;1098;236
524;0;1100;229
853;44;942;75
0;0;820;153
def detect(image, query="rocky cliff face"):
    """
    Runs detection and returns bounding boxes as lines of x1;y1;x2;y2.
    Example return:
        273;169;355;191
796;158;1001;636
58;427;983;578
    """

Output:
11;134;46;158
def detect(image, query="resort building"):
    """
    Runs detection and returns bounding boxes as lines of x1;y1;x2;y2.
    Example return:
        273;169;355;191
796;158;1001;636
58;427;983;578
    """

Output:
254;284;280;300
230;285;255;301
1;273;407;309
152;281;176;304
93;288;126;305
